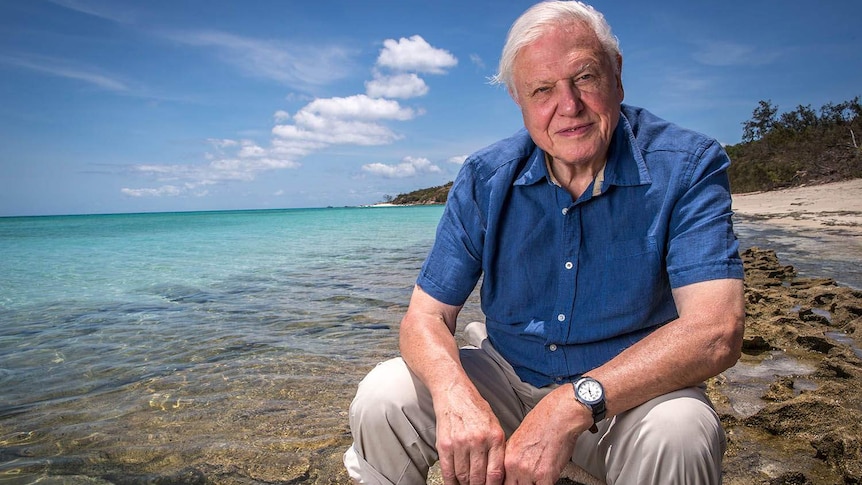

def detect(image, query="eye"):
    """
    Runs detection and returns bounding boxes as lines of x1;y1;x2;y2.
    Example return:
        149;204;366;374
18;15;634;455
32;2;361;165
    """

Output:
531;85;552;97
573;72;602;92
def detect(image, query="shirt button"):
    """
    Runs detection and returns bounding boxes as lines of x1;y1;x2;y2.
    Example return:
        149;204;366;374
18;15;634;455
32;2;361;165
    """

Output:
549;344;558;352
561;207;569;215
565;261;573;270
557;314;566;322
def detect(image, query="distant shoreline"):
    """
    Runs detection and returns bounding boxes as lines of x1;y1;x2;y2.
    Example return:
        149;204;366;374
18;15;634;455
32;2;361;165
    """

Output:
360;202;444;208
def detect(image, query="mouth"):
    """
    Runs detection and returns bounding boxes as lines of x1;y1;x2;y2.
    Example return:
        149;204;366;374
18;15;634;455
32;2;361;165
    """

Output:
557;123;592;135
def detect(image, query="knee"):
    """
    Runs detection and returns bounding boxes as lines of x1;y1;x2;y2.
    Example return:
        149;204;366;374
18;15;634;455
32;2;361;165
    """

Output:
349;358;431;431
599;390;725;483
640;395;723;453
627;394;725;483
347;359;437;483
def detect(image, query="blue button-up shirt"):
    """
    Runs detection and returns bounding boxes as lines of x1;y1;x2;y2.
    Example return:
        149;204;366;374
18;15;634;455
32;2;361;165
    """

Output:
417;104;744;387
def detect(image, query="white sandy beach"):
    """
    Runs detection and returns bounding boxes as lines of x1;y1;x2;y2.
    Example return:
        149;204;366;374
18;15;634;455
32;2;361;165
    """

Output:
732;178;862;236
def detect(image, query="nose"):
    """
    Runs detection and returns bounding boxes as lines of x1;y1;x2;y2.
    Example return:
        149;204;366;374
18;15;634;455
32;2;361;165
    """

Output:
557;82;582;117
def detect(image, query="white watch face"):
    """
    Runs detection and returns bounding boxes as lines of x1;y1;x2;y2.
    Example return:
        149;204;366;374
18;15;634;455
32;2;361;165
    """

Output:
578;380;603;403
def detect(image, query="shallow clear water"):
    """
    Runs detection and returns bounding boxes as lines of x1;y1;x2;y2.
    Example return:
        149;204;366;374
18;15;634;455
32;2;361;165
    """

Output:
0;207;857;483
0;206;471;484
733;213;862;290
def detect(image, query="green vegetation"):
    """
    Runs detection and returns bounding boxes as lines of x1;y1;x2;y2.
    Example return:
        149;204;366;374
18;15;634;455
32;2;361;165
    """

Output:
387;182;453;205
387;97;862;204
726;97;862;193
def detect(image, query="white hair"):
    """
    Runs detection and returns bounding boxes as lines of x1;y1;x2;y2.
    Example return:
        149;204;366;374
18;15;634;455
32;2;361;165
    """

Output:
491;1;621;95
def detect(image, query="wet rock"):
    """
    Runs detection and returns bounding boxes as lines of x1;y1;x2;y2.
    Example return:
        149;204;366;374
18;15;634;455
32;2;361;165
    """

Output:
721;248;862;484
812;431;858;466
743;335;774;353
795;334;836;354
790;278;837;290
814;356;860;379
768;472;813;485
762;376;795;402
744;393;844;436
811;428;862;484
798;308;832;326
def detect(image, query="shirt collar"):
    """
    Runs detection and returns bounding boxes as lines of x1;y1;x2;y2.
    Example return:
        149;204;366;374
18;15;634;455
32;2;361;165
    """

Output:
513;106;652;191
604;108;652;189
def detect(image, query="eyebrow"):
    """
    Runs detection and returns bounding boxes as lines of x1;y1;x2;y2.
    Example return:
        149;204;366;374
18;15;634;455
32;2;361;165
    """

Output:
524;61;596;89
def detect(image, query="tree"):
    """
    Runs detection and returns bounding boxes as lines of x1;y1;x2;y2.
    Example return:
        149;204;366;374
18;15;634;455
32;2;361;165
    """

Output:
728;96;862;193
778;104;817;134
742;100;778;142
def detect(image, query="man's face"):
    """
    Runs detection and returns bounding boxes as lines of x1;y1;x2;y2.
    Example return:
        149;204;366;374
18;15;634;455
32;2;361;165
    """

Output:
512;22;624;170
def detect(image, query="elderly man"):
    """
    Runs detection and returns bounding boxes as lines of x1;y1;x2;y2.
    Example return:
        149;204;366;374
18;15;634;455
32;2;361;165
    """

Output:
345;1;745;484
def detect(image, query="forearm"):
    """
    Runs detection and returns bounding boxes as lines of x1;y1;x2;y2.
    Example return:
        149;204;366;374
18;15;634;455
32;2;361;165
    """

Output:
589;278;745;419
400;315;464;400
398;285;474;399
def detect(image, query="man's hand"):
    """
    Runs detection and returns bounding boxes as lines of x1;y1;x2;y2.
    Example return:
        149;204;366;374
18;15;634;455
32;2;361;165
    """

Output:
399;285;507;485
435;383;507;485
503;386;588;485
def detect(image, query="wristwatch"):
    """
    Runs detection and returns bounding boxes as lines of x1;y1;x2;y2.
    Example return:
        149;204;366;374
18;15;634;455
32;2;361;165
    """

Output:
573;376;606;434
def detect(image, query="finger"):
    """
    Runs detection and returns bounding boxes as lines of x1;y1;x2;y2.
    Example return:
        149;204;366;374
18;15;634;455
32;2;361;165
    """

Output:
439;450;459;485
469;448;489;485
485;443;506;485
453;447;471;484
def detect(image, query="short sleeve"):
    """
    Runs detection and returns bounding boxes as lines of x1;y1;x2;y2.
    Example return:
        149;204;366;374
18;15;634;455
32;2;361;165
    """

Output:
666;139;744;288
416;161;485;306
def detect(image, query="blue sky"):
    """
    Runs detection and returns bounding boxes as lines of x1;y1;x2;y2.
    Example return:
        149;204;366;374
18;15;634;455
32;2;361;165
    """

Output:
1;1;860;216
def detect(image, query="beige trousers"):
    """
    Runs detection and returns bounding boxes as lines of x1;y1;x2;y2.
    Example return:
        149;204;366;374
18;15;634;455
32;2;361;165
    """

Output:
344;322;725;484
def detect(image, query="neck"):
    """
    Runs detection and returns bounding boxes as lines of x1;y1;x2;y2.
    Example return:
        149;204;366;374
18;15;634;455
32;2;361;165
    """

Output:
546;155;605;199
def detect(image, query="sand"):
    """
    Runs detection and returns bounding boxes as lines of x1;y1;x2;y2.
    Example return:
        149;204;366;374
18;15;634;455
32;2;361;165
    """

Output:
732;179;862;236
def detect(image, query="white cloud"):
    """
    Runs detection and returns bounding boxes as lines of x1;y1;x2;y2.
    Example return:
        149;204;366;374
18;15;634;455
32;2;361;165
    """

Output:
448;155;468;165
207;138;239;149
122;34;452;198
121;138;302;197
274;119;402;146
298;94;416;121
166;30;356;88
0;54;129;92
362;156;442;178
692;41;781;67
469;54;485;70
272;94;418;146
237;140;267;158
376;35;457;74
269;137;326;158
121;185;182;197
366;72;429;99
49;0;137;24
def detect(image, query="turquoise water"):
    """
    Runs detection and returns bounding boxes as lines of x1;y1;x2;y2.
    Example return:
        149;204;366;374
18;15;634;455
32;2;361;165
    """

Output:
0;206;857;484
0;206;481;484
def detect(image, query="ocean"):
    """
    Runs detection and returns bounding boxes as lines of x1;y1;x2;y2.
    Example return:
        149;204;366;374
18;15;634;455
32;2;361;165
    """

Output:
0;206;858;484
